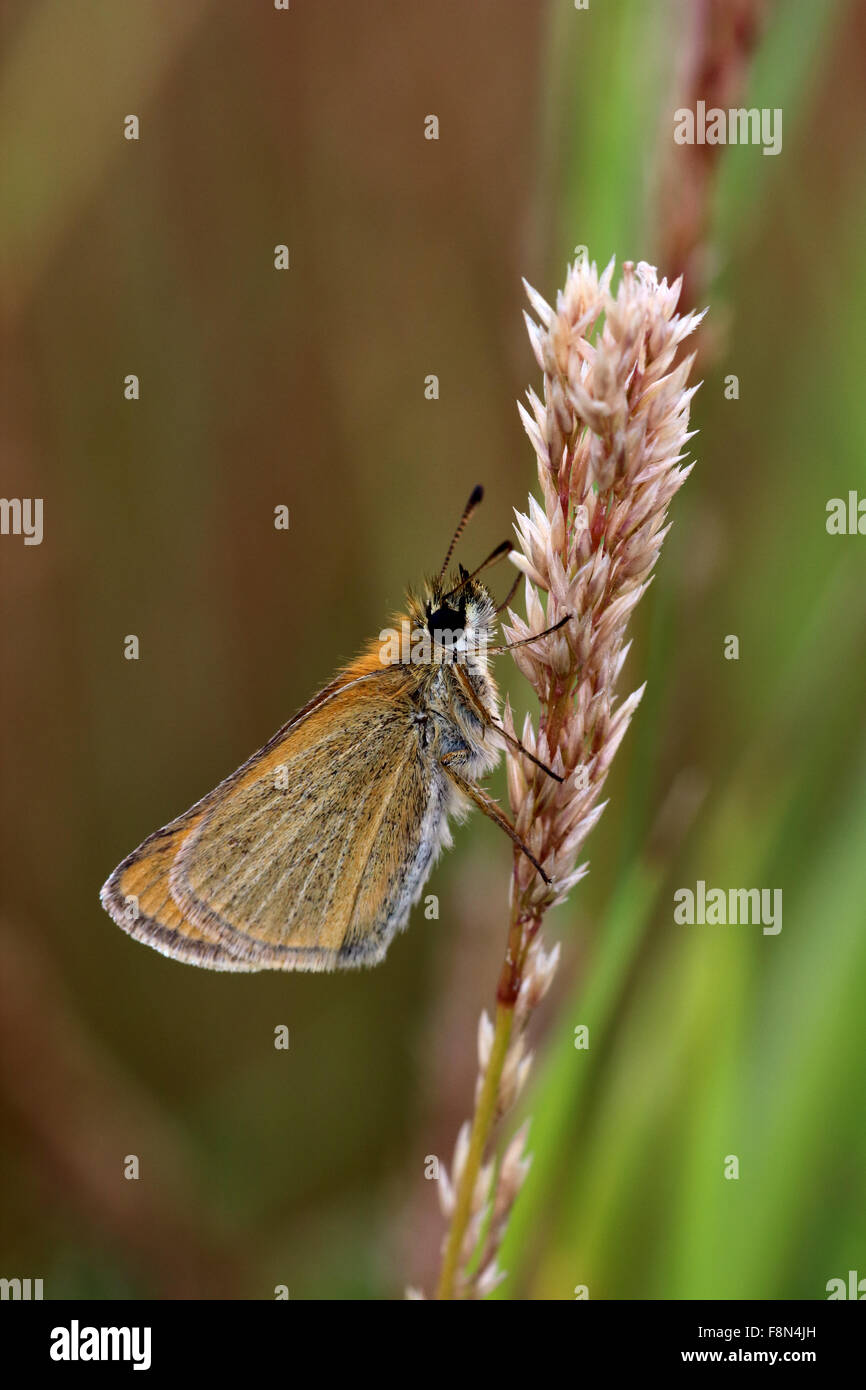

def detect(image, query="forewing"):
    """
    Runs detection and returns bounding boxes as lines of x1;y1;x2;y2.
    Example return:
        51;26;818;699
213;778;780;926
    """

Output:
154;667;437;970
100;805;259;971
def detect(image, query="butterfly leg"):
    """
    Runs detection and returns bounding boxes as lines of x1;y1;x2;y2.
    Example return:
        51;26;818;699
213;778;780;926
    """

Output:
451;662;563;783
439;754;551;885
486;614;571;655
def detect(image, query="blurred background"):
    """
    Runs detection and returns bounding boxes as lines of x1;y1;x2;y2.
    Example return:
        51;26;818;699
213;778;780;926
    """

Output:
1;0;864;1300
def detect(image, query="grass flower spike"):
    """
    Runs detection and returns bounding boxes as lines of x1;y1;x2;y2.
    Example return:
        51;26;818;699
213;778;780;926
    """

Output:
434;256;705;1300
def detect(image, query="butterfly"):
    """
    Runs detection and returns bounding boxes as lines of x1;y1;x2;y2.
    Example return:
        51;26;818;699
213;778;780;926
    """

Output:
100;486;566;971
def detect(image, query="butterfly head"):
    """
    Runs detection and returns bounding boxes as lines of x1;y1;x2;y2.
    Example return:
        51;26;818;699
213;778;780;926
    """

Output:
412;568;498;660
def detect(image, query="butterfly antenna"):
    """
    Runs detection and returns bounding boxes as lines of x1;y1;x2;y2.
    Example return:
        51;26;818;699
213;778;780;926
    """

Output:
494;569;521;615
443;539;513;600
437;485;484;587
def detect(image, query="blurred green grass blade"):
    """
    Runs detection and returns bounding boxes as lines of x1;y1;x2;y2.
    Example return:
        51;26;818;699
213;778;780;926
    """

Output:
539;0;679;269
715;0;848;250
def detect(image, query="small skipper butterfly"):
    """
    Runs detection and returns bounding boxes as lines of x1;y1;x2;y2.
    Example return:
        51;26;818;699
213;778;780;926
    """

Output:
100;487;566;971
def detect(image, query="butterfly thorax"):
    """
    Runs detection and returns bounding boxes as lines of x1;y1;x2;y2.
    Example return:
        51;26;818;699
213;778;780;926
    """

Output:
339;573;501;782
406;574;500;777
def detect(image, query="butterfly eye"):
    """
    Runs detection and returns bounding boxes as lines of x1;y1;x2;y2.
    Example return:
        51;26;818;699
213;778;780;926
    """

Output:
427;602;465;644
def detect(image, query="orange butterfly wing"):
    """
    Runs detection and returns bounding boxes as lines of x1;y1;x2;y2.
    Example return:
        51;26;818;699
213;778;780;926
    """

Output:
100;665;444;971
